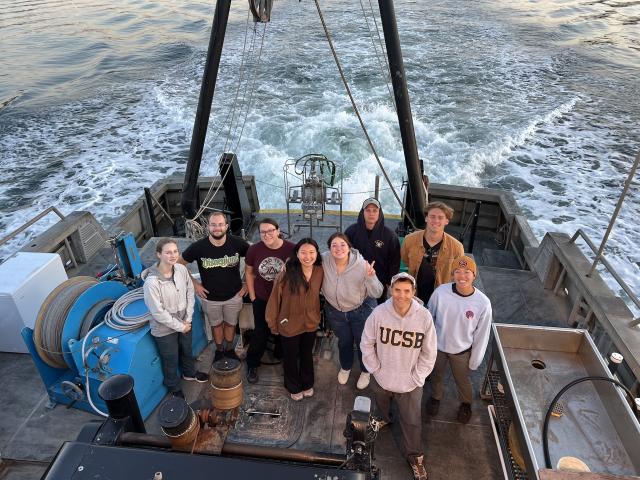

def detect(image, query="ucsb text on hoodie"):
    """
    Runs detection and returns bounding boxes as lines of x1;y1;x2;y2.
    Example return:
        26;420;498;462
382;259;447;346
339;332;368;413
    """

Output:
360;298;437;393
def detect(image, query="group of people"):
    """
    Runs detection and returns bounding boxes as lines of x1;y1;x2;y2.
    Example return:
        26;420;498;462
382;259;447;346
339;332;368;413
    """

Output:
142;199;493;480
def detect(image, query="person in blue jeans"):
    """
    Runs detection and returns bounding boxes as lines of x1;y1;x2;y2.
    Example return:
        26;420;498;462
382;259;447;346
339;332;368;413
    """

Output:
321;233;383;389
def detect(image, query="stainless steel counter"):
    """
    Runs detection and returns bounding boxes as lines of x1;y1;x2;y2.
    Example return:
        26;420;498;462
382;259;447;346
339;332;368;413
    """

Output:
490;324;640;479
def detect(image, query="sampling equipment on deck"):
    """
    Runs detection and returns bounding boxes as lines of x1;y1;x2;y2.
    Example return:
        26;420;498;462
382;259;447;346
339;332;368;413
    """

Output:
21;233;208;419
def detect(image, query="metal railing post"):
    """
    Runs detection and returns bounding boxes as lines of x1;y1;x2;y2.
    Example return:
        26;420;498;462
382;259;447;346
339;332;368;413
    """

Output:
588;151;640;277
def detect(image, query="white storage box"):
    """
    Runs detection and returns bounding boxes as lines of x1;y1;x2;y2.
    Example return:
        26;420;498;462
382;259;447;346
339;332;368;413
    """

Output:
0;252;68;353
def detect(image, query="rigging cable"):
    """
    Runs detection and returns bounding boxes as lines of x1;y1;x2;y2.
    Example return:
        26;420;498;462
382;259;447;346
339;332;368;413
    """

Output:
223;13;259;154
312;0;417;230
359;0;396;112
231;21;268;154
192;9;256;226
190;13;269;235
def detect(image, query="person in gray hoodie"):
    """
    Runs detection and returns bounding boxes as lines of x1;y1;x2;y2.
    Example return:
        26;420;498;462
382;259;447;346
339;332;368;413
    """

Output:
142;238;208;398
360;272;437;480
322;233;382;390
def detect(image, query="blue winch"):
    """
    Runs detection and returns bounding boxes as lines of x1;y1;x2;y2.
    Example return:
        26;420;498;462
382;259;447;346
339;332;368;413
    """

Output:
21;234;208;419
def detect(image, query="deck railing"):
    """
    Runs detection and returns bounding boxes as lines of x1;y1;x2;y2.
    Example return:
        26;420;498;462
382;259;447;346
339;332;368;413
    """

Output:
569;229;640;326
0;206;78;268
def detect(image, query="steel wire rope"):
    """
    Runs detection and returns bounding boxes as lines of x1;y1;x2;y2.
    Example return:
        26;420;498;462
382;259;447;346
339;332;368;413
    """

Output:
359;0;396;112
188;18;269;238
364;0;429;206
312;0;417;230
255;177;403;196
231;21;268;154
34;276;98;368
222;14;259;154
190;8;256;228
206;8;253;156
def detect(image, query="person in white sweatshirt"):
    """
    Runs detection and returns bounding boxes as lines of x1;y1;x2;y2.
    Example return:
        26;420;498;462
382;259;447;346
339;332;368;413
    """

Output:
360;272;437;480
426;255;492;424
143;238;208;398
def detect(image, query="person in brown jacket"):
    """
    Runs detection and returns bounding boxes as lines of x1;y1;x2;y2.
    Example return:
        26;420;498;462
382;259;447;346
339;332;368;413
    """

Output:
266;238;324;401
401;201;464;304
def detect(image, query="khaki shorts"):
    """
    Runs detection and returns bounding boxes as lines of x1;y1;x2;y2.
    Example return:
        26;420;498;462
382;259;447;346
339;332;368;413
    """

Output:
200;295;243;328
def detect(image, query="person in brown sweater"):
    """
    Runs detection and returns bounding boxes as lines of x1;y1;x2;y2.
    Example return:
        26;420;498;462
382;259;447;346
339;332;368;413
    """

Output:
266;238;324;401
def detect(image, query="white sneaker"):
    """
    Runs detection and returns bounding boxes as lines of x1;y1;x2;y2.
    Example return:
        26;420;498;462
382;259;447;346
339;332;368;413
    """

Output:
337;369;351;385
356;372;370;390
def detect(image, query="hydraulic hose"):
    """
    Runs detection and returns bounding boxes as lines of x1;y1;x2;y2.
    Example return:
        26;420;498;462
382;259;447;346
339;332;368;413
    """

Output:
103;288;151;331
82;287;150;416
82;320;108;417
542;376;639;469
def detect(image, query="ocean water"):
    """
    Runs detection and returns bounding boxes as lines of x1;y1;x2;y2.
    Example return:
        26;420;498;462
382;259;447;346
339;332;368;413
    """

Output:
1;0;639;305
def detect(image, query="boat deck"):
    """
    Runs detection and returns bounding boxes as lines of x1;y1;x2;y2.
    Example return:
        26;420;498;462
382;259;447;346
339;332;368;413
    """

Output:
0;211;571;480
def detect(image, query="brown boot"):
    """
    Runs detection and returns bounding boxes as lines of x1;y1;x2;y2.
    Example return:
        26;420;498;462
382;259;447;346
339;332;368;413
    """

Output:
457;402;472;424
408;454;428;480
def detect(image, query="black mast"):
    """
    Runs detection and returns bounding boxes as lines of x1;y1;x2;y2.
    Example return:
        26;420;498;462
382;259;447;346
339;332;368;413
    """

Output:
377;0;426;230
181;0;232;219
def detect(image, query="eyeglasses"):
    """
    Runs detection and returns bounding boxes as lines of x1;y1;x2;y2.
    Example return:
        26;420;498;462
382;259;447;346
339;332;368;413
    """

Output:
209;223;226;228
260;228;278;236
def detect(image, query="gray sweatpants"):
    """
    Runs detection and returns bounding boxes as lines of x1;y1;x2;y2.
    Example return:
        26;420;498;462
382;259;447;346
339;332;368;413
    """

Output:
370;377;423;458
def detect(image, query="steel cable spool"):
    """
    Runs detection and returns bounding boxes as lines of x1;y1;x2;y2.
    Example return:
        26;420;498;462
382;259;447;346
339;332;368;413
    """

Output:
34;276;99;368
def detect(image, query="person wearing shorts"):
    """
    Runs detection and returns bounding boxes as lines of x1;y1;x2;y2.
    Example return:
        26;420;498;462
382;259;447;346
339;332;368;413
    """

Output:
180;211;250;362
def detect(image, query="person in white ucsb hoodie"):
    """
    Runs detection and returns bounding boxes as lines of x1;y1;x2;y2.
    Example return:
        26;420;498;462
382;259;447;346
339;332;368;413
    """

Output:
360;272;437;480
142;238;208;398
426;255;492;425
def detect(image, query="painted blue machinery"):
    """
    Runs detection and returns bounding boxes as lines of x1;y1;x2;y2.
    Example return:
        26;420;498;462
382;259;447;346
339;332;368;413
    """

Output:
22;233;208;419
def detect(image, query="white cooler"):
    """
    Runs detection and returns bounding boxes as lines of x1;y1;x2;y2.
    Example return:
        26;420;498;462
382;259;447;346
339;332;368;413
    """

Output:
0;252;68;353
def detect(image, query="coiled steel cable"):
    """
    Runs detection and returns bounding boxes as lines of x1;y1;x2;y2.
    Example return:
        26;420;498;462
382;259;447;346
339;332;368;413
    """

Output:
34;276;98;368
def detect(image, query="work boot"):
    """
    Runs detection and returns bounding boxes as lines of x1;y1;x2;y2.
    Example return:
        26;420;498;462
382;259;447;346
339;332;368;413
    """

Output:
457;402;472;424
426;397;440;416
247;367;259;384
224;349;240;361
213;350;224;362
408;454;428;480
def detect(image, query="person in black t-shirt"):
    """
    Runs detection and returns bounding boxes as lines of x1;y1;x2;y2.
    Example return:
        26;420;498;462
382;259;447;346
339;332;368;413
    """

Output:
180;211;249;362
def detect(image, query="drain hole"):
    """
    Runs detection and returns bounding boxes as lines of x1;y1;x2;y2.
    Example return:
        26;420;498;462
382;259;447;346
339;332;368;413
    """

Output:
531;359;546;370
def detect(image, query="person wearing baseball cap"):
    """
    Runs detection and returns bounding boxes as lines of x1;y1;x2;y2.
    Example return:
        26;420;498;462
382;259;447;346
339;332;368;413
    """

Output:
426;255;492;424
345;197;401;304
360;272;437;479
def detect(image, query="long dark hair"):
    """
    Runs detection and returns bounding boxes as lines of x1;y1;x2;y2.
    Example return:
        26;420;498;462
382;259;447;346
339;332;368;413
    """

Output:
283;238;322;294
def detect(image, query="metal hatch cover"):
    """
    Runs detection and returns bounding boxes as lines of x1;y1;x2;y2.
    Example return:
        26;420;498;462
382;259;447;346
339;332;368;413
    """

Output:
227;383;305;447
